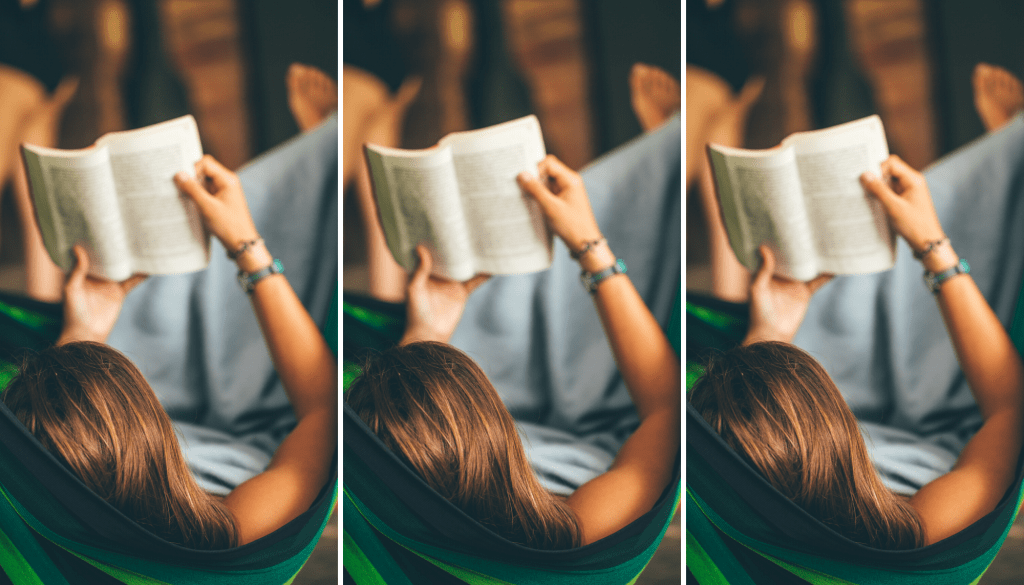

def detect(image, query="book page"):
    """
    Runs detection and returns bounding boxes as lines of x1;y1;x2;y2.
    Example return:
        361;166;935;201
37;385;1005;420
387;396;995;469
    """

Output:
21;145;133;280
787;115;895;274
443;115;552;275
708;145;819;281
97;116;210;275
365;144;476;281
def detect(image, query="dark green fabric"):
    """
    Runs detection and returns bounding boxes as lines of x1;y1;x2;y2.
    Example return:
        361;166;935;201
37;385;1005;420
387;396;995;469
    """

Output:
342;292;680;584
0;292;338;583
685;292;1024;584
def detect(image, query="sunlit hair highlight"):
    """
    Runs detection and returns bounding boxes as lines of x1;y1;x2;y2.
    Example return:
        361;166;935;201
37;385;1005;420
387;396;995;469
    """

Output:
2;342;237;549
346;341;581;549
689;341;923;549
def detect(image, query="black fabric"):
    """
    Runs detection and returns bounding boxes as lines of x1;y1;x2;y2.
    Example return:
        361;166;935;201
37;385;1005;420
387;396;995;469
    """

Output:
342;0;408;93
685;0;750;94
0;292;61;367
684;292;747;364
0;0;65;92
341;292;405;363
345;403;680;565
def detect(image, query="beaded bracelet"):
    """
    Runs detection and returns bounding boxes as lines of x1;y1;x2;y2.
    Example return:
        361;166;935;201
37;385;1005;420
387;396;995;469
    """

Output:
227;237;264;260
912;237;949;260
569;237;607;260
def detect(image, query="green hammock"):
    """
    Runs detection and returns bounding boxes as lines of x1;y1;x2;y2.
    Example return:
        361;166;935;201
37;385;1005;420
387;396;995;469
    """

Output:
685;292;1024;584
342;292;681;584
0;291;337;584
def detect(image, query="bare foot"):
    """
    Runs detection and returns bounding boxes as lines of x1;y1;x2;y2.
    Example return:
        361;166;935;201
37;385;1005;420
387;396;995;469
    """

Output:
287;63;339;132
630;63;681;132
973;63;1024;132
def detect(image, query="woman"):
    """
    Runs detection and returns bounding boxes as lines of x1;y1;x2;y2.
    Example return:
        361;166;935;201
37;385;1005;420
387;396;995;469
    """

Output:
691;152;1024;548
347;145;682;548
2;144;337;547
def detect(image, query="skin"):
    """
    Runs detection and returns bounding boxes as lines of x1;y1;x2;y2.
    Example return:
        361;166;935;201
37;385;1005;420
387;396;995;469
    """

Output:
746;154;1024;546
59;155;337;546
398;154;681;546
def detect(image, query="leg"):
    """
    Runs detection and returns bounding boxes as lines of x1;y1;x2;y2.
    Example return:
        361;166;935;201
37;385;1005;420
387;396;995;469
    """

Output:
12;76;77;302
353;76;420;302
685;64;763;302
107;119;339;493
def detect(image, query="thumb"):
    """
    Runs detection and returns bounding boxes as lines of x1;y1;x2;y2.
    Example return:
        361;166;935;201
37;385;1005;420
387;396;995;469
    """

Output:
67;245;90;285
753;245;775;287
410;245;433;286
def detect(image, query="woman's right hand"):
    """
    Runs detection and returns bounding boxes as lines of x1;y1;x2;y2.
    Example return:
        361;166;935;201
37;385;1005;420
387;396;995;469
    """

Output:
860;154;946;254
400;246;490;345
174;155;260;254
517;155;603;253
744;245;832;345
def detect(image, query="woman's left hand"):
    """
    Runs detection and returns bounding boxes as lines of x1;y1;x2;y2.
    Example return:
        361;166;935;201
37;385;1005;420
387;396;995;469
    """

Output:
743;245;832;345
57;246;147;345
400;245;489;345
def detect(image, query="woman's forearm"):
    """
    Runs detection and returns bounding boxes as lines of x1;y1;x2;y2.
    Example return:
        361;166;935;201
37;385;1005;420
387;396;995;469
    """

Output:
927;245;1024;420
582;245;680;421
238;243;338;422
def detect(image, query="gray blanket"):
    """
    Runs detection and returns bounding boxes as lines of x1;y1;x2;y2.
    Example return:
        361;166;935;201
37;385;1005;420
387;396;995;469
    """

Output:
450;116;681;495
107;118;338;495
794;115;1024;495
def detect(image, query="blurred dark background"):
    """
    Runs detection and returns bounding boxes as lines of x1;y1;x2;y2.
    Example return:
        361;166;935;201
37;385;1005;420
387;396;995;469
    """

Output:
687;0;1024;295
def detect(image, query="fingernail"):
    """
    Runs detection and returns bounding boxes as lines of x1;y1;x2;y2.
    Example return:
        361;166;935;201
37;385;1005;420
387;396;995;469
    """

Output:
174;171;188;182
861;171;876;182
517;171;532;182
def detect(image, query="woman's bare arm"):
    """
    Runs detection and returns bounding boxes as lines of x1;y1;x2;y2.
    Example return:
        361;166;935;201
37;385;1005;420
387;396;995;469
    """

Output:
176;156;337;545
518;156;680;545
862;156;1024;544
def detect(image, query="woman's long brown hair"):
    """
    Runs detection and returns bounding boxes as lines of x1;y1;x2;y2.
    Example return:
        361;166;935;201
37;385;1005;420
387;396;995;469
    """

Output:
346;341;581;549
2;342;237;549
689;341;923;549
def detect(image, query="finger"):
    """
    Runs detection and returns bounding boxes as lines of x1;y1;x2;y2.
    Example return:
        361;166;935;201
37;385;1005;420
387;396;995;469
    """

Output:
884;155;923;188
463;273;491;293
120;273;149;294
753;245;775;287
196;155;238;189
410;245;433;287
860;171;900;208
69;245;90;279
806;273;834;293
174;171;213;206
539;154;580;190
517;171;557;206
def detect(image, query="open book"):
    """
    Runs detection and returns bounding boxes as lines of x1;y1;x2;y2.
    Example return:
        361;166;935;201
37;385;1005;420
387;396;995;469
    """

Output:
707;115;896;281
21;115;210;282
364;115;552;282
